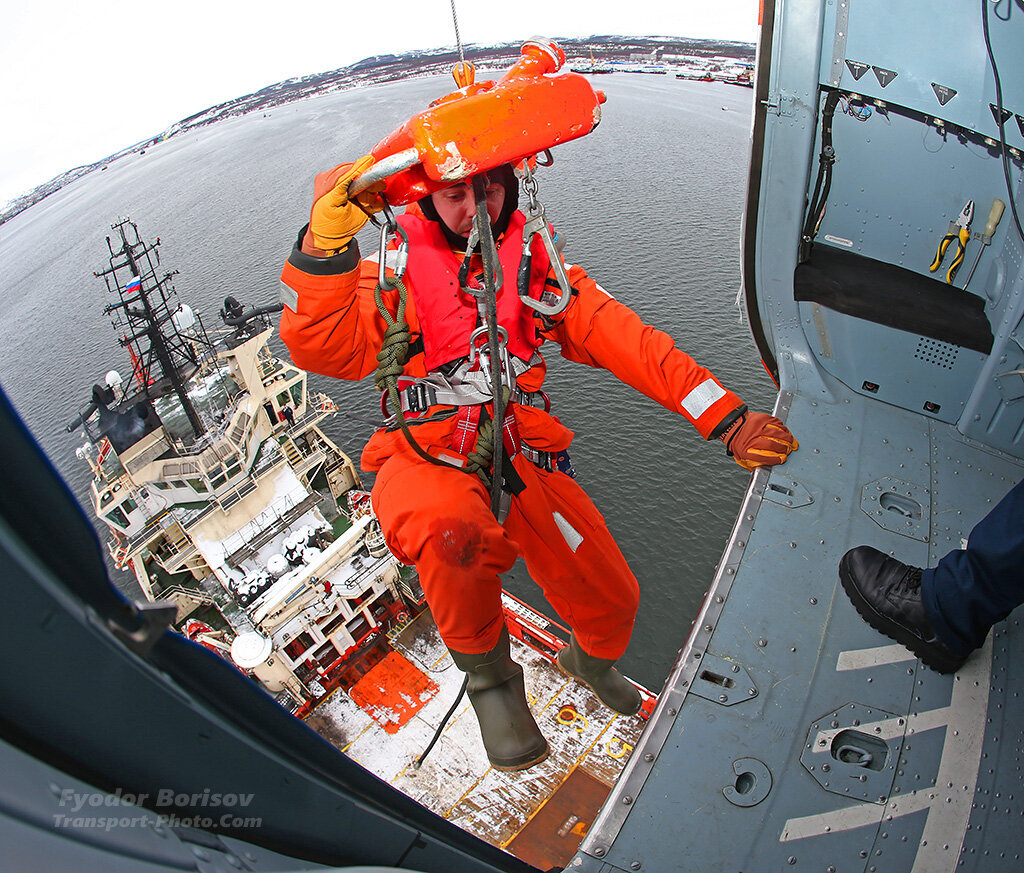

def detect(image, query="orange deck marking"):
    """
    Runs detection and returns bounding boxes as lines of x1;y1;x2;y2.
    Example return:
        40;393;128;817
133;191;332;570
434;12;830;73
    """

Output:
349;651;439;734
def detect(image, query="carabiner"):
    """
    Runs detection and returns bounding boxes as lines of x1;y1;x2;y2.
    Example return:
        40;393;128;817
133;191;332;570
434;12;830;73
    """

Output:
516;161;572;317
519;205;573;316
467;324;512;391
467;324;508;365
377;200;409;287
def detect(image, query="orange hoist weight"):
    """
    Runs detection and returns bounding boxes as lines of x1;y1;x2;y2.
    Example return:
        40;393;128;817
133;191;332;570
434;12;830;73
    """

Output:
350;39;606;206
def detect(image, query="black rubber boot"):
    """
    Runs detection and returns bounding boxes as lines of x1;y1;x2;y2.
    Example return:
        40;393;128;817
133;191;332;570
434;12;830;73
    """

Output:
839;546;968;673
448;626;549;771
557;634;642;716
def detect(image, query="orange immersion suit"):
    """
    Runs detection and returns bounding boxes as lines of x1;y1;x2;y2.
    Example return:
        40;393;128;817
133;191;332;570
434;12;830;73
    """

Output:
279;209;745;660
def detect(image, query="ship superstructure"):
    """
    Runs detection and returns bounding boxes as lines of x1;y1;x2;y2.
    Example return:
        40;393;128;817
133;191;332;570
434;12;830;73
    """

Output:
68;218;409;710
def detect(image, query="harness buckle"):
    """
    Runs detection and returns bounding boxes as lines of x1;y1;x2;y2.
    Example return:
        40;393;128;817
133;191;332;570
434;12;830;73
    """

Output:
407;382;437;412
389;381;438;414
520;444;575;478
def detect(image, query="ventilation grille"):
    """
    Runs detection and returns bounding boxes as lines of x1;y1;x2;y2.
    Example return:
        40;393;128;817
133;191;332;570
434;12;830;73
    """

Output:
914;337;959;370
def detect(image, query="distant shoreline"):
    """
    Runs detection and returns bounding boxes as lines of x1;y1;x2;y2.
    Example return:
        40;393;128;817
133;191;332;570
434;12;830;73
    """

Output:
1;36;753;226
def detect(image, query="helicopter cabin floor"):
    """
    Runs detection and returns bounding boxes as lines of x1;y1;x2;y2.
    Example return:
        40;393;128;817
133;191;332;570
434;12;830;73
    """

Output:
306;607;648;870
575;380;1024;872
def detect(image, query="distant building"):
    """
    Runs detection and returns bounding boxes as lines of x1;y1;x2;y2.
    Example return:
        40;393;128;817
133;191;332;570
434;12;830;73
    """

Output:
663;54;709;66
629;48;662;63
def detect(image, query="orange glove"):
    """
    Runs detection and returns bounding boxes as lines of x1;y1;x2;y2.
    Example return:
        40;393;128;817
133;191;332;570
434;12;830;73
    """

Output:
304;155;385;254
720;412;798;471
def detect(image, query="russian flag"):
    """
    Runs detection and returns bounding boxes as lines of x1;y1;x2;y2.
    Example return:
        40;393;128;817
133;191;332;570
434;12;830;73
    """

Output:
124;276;142;292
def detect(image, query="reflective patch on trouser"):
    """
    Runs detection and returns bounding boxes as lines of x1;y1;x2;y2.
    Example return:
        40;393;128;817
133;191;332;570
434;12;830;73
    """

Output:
373;450;638;659
553;511;584;553
279;280;298;311
681;378;726;419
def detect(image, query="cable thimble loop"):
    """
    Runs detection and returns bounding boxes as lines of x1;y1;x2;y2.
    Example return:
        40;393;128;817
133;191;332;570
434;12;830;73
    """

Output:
458;211;504;298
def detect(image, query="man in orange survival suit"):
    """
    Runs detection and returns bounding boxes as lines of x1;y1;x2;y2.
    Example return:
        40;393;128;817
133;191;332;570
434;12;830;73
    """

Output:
280;156;798;771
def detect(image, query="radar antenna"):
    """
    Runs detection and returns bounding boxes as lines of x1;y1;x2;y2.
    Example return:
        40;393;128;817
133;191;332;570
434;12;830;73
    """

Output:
94;218;212;437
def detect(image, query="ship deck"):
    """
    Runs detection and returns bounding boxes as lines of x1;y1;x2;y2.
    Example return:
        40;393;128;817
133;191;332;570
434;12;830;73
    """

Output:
306;607;649;870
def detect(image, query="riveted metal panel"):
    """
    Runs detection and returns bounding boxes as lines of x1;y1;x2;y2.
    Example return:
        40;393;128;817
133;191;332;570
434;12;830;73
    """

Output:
860;476;931;541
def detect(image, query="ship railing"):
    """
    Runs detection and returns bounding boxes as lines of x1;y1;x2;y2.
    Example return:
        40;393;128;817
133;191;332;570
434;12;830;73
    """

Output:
158;584;216;608
309;391;338;414
291;448;327;478
211;441;310;499
107;537;131;570
278;393;337;436
269;551;395;629
397;568;424;605
114;509;204;575
324;554;396;605
224;491;323;566
151;518;202;575
251;443;288;478
123;451;291;561
120;512;190;560
154;536;200;564
216;476;260;511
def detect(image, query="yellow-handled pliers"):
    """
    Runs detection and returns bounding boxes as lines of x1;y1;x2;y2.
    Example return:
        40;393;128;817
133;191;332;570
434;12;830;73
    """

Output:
930;200;974;283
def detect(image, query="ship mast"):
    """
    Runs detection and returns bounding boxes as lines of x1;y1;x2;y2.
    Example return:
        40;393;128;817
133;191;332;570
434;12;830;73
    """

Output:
95;218;207;438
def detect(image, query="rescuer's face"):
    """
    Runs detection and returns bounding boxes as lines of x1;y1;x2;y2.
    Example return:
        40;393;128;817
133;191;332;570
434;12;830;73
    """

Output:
430;178;506;236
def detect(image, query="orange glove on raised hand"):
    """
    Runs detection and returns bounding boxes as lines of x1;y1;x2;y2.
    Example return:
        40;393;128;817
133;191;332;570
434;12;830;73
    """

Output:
720;411;798;471
304;155;385;255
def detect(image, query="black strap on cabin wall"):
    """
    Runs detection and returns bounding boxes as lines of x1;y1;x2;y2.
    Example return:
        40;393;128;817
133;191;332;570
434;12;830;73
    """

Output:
794;244;994;355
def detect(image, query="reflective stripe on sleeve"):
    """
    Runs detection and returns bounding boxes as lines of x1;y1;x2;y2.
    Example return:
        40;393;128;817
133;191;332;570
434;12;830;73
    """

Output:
680;378;726;420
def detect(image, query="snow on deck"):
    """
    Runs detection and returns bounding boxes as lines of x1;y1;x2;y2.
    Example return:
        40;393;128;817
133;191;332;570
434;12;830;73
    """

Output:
307;611;648;860
191;463;319;578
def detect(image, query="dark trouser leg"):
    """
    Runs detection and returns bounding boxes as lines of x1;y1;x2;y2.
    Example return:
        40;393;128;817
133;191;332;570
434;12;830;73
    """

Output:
922;478;1024;654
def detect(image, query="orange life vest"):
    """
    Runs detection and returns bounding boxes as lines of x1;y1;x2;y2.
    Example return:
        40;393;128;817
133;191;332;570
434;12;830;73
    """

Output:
398;211;551;371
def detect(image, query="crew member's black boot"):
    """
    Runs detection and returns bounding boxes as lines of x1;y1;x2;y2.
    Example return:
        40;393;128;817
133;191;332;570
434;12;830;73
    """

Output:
839;546;968;673
557;634;642;716
448;626;549;771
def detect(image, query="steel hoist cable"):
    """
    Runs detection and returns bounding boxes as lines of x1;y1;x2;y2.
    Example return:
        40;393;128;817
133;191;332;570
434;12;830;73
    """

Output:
449;0;465;70
470;174;509;516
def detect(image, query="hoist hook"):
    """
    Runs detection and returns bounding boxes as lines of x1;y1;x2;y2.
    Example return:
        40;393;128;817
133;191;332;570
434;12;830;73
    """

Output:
516;160;573;317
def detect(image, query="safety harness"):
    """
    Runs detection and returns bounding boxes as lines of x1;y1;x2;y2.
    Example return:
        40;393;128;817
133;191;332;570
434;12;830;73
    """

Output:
370;161;572;519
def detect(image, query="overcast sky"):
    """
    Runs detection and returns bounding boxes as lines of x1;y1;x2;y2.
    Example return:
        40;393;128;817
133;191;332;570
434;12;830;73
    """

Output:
0;1;758;207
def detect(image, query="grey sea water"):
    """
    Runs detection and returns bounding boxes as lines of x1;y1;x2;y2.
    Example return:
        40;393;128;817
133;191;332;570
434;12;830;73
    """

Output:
0;73;773;690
